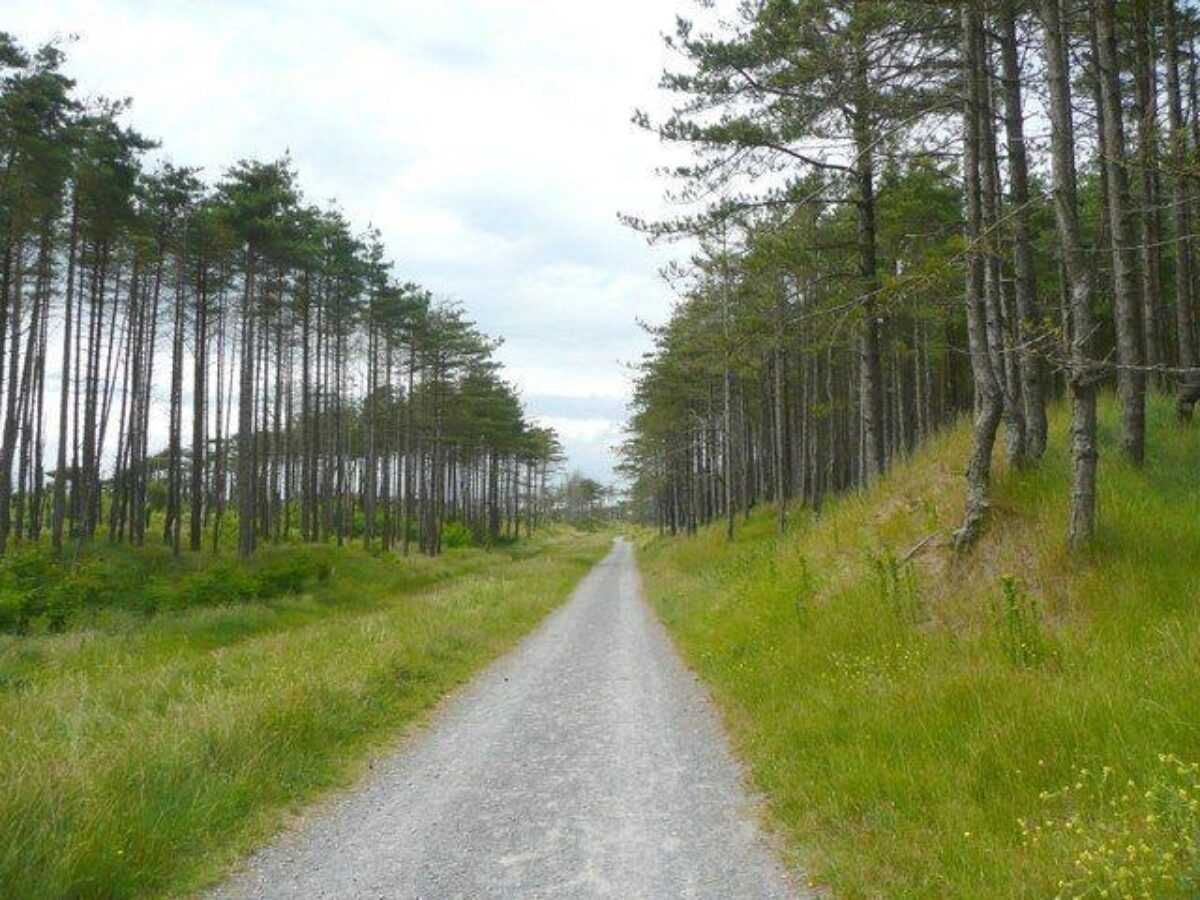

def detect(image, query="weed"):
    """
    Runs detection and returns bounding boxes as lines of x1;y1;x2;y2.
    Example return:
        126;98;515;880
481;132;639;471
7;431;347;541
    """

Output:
867;547;923;625
1024;755;1200;899
990;574;1058;670
793;555;812;622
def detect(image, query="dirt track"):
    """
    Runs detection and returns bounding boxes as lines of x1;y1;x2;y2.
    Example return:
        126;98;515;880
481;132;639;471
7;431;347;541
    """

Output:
211;538;800;899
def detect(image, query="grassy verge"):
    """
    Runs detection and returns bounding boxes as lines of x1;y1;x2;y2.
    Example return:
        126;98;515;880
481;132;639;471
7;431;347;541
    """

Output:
636;396;1200;898
0;529;610;898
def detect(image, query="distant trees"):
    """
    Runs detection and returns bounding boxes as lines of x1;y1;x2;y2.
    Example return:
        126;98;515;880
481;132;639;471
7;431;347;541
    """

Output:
0;33;559;558
553;472;615;528
624;0;1200;547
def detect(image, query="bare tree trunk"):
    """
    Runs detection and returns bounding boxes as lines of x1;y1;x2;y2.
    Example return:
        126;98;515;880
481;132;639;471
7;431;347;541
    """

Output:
999;0;1048;458
773;338;787;533
852;80;885;484
1094;0;1147;464
165;257;186;554
403;342;415;556
237;254;257;557
955;0;1005;550
721;257;735;542
51;199;79;553
1042;0;1099;546
1165;0;1200;418
190;263;207;552
979;49;1025;470
364;310;377;549
1134;0;1165;378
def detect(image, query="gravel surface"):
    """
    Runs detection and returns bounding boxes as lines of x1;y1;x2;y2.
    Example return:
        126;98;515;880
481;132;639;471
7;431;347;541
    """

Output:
210;538;803;899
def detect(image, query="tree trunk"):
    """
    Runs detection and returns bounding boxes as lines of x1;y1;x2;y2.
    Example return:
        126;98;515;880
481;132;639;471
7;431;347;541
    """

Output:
1134;0;1165;377
1094;0;1147;464
1165;0;1200;418
237;253;257;557
852;83;885;484
955;0;1005;550
1042;0;1099;547
51;199;79;553
190;262;207;552
999;0;1048;458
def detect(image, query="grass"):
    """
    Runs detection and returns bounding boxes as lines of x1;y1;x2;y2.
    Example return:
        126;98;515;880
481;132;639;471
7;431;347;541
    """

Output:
635;395;1200;899
0;528;611;899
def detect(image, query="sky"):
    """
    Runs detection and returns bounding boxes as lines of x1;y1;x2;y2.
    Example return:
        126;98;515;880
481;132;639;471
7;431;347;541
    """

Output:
8;0;690;483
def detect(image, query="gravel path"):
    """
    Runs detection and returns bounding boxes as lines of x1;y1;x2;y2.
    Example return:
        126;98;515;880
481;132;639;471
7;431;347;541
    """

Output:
211;538;802;899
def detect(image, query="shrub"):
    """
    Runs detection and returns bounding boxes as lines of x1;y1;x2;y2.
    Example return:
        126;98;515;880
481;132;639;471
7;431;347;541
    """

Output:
153;549;338;612
441;521;475;549
254;549;333;598
0;537;360;630
0;544;348;626
42;586;76;632
0;548;146;630
167;563;260;611
0;545;55;592
255;558;306;597
0;589;21;633
0;546;55;630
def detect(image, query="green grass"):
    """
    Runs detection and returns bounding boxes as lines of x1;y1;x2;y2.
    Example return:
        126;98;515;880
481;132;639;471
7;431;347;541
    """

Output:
0;529;611;899
636;395;1200;899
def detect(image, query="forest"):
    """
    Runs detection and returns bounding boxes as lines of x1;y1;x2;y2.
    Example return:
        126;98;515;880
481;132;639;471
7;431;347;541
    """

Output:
0;33;563;566
622;0;1200;548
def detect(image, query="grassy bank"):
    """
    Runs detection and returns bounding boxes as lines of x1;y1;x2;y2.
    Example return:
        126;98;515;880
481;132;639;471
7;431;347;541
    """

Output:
0;530;610;898
637;396;1200;898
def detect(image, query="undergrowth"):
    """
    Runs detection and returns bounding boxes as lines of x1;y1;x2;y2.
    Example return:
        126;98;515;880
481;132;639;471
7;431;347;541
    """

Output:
637;395;1200;898
0;544;340;633
1025;754;1200;899
0;528;610;898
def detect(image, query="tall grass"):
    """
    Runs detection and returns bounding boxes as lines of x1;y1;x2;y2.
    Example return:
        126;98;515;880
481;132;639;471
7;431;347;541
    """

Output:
638;395;1200;898
0;530;609;898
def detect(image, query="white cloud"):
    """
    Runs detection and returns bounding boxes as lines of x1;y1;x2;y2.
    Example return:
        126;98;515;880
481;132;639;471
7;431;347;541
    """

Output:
530;415;626;484
10;0;688;481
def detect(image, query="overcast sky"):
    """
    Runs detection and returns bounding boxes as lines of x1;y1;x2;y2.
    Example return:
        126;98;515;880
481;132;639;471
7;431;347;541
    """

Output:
9;0;688;482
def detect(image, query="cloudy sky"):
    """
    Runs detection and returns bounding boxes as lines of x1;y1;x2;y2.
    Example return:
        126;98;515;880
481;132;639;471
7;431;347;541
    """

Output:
9;0;689;482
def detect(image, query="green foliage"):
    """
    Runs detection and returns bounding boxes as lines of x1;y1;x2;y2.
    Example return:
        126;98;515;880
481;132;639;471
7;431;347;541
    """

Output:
866;547;923;625
440;521;475;549
0;544;336;633
43;557;128;626
0;546;55;632
160;561;260;611
252;547;335;598
0;591;19;633
990;574;1057;670
553;472;614;529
